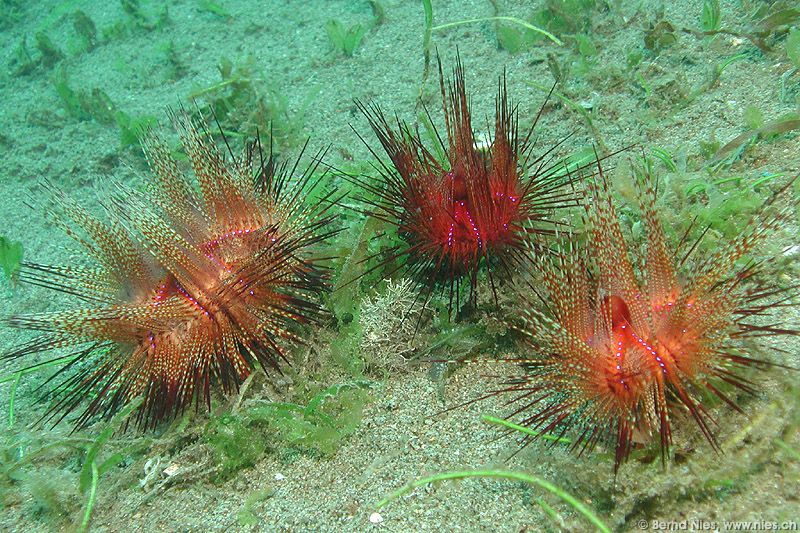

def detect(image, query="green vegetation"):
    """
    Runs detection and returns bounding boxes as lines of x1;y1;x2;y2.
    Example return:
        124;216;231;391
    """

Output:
421;323;483;362
417;0;564;103
746;3;800;52
490;0;594;52
197;0;231;18
51;67;157;152
0;0;23;30
710;115;800;167
53;66;115;124
7;1;174;77
619;151;787;248
0;236;23;284
72;10;98;52
115;110;158;150
9;2;176;77
683;1;800;53
436;16;561;46
572;33;597;75
376;469;611;533
775;439;800;461
369;0;385;26
324;2;389;58
492;0;596;54
787;27;800;67
157;40;189;81
325;212;390;375
700;0;722;32
1;354;370;528
644;20;677;52
1;355;81;428
419;0;433;105
529;0;594;37
328;215;382;321
330;316;366;375
9;38;36;76
325;19;367;57
34;32;64;68
121;0;169;31
481;415;573;445
0;395;148;531
77;399;145;532
205;380;373;480
236;488;275;526
188;56;308;150
743;105;764;131
650;146;679;173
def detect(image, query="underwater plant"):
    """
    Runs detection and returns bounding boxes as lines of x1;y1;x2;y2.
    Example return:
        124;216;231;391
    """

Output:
0;235;24;283
486;161;798;471
3;110;339;430
350;55;580;314
377;468;610;532
188;56;307;151
324;19;366;58
205;379;372;480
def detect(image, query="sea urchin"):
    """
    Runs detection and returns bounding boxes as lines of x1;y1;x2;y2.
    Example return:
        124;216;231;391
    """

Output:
492;162;797;470
4;110;339;430
350;56;579;314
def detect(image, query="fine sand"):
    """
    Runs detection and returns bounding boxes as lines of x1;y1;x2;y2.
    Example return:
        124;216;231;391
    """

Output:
0;1;798;531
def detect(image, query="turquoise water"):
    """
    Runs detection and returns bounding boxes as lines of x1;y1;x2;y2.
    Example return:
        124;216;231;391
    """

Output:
0;1;798;531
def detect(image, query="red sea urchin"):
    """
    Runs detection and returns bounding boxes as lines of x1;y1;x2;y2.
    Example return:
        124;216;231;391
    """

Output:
493;162;798;471
4;111;339;429
350;56;579;313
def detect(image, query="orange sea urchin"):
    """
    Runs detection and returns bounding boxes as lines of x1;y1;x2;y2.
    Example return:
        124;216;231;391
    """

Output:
350;56;579;313
493;162;798;470
4;111;339;429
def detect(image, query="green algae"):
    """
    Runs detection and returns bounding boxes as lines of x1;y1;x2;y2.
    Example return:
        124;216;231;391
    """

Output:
121;0;169;31
325;19;366;58
205;380;373;481
53;66;116;124
188;56;308;150
0;236;23;284
34;31;63;68
701;0;722;32
197;0;232;19
71;10;97;52
376;469;611;533
481;415;572;445
236;488;275;527
0;398;149;531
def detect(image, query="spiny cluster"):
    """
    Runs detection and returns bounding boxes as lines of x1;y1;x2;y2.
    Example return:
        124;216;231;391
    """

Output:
497;163;797;470
5;110;337;429
351;57;580;312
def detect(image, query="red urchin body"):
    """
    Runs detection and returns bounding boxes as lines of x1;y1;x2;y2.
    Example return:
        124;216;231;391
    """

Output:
352;57;577;312
5;110;338;429
494;163;798;470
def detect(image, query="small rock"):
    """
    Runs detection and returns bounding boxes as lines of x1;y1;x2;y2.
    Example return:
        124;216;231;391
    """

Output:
163;463;181;477
369;512;383;524
274;472;285;481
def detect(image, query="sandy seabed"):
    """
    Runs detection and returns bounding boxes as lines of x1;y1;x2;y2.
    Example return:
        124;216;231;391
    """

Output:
0;0;798;531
